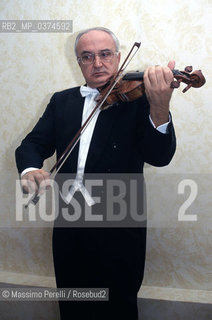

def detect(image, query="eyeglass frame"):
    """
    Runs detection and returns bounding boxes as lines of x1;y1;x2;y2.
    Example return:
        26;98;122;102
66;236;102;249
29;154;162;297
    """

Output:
77;50;119;65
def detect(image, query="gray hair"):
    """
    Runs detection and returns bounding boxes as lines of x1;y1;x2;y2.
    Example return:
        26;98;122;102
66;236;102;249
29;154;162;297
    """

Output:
74;27;120;56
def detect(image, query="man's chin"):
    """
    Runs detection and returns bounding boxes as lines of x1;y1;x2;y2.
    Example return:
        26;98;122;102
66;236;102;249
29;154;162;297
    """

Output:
89;76;111;89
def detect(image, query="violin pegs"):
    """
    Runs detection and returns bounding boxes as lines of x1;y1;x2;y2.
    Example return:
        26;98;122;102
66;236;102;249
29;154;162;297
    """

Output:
170;80;181;89
182;83;192;93
184;66;193;73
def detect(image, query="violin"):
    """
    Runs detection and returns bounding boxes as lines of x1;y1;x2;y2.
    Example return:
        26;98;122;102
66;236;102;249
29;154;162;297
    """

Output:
98;66;206;109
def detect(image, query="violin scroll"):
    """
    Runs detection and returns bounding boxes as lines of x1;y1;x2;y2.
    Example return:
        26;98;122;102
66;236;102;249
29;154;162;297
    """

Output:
171;66;206;93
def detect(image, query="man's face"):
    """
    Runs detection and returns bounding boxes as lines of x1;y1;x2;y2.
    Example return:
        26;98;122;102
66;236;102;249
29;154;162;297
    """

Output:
76;30;121;88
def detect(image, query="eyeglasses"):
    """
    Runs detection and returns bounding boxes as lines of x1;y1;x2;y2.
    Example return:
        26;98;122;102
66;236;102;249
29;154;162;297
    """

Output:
77;50;118;65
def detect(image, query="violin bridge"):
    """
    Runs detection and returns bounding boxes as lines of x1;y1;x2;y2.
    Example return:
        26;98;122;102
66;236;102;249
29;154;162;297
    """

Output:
117;93;130;102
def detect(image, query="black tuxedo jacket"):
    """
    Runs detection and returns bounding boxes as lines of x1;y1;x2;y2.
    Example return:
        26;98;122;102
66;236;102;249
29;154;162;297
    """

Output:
15;87;176;318
15;86;176;175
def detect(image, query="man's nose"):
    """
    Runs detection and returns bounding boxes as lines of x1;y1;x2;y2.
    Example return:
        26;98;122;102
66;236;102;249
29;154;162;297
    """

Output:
93;55;103;67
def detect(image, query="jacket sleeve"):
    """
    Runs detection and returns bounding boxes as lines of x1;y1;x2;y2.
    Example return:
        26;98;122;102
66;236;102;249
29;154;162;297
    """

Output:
136;94;176;167
15;94;57;174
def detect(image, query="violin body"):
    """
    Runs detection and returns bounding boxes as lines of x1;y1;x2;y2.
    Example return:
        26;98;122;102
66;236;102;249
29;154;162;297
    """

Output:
102;78;145;106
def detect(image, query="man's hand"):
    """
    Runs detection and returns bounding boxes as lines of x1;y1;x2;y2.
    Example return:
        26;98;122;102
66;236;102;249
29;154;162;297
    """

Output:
144;61;175;127
21;169;50;195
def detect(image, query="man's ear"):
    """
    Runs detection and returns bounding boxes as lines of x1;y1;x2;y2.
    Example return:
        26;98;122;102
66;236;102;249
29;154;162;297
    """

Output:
117;52;121;63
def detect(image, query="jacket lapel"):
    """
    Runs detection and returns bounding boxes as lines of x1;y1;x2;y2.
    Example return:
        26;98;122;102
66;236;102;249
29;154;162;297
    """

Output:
85;103;120;172
63;88;85;173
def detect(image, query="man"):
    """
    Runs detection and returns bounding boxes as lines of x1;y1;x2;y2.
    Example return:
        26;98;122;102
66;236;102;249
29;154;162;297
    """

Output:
16;27;176;319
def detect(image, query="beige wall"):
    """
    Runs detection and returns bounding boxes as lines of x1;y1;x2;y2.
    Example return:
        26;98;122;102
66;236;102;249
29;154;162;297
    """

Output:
0;0;211;302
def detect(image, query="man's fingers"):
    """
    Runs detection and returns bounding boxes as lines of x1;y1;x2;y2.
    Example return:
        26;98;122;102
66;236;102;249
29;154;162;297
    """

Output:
21;177;35;194
162;67;174;86
167;60;175;70
38;174;51;195
21;175;38;194
33;171;50;194
21;169;50;194
145;65;173;87
144;66;160;87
